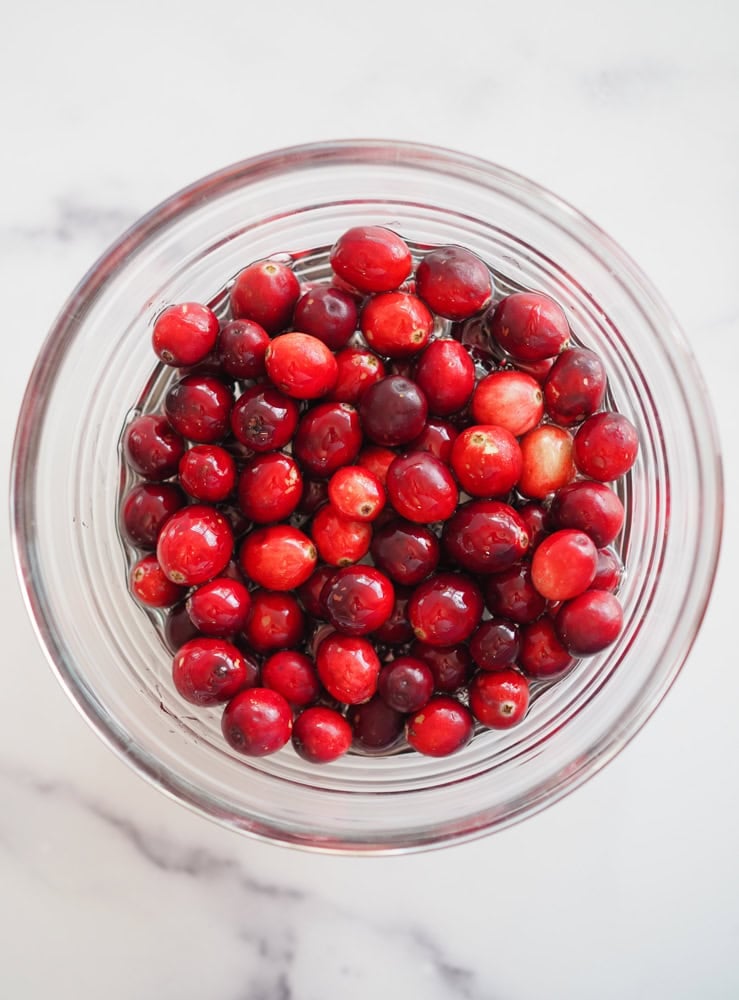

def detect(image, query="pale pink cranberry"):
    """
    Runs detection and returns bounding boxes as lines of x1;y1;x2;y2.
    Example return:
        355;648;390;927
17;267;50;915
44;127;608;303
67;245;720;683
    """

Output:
518;424;575;498
471;370;544;436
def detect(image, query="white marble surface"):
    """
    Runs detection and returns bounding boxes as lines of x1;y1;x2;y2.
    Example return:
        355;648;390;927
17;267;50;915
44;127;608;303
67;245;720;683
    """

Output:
3;1;739;996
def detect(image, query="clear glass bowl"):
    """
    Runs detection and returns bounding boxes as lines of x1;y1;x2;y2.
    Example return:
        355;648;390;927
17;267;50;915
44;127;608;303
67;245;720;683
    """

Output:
11;141;722;853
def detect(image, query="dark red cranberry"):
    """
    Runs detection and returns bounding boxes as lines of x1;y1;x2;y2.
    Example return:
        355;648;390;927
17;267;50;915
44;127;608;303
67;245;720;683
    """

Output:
373;587;414;644
178;445;236;503
329;347;386;403
514;355;557;383
130;554;186;607
531;529;598;601
186;577;252;637
415;246;493;320
386;451;458;524
164;602;201;651
549;480;625;548
292;706;353;763
360;292;433;357
222;687;293;756
358;376;428;447
409;418;458;463
296;477;329;517
544;348;607;425
218;505;253;541
262;650;321;708
450;425;522;498
408;573;483;646
472;370;544;436
120;482;185;548
152;302;219;367
518;502;549;552
519;617;575;679
555;589;623;654
486;292;570;361
239;524;316;591
592;547;623;592
484;562;547;625
123;414;185;481
264;332;338;399
442;500;529;574
293;402;362;477
172;637;252;705
294;285;358;350
406;696;474;757
470;619;520;671
410;641;473;693
357;445;397;486
164;374;234;443
414;339;476;416
240;590;305;654
316;633;381;704
296;564;336;619
378;656;434;713
229;384;299;453
328;465;385;521
370;519;440;586
217;319;270;379
310;504;372;566
518;424;575;498
230;259;300;334
349;696;405;753
237;453;303;524
469;669;529;729
574;412;639;482
157;505;234;586
330;226;412;293
305;621;336;660
322;565;395;637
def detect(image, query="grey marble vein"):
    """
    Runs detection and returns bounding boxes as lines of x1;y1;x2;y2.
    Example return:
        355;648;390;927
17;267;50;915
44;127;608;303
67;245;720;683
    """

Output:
0;196;139;247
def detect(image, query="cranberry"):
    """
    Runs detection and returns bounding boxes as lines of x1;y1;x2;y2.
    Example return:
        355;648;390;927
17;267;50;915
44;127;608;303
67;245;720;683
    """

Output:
357;445;397;486
222;687;293;756
349;696;405;753
186;577;252;637
410;641;473;693
549;480;625;548
515;355;558;383
519;617;575;680
370;519;439;586
360;292;433;357
296;476;329;518
592;547;623;592
322;565;395;637
544;348;607;425
358;376;428;447
293;402;362;477
130;553;186;607
450;425;523;498
296;564;336;618
123;414;185;481
330;226;411;293
172;637;252;706
165;374;233;443
264;332;338;399
442;499;528;574
311;504;372;566
217;319;270;379
157;505;233;586
486;292;570;361
574;412;639;481
469;669;529;729
237;453;303;524
239;524;316;591
406;696;474;757
120;482;185;548
484;562;547;624
378;656;434;714
241;589;305;654
178;444;236;503
262;650;321;708
292;707;353;763
386;451;458;524
219;506;253;541
328;465;385;521
230;259;300;334
517;502;549;552
305;621;337;660
531;529;598;601
471;370;544;436
164;602;201;651
518;424;575;498
316;633;381;704
409;418;458;463
411;341;474;418
152;302;219;367
294;285;358;350
373;587;414;644
329;347;386;403
408;573;483;646
415;245;493;320
470;619;520;672
230;384;299;453
555;589;623;654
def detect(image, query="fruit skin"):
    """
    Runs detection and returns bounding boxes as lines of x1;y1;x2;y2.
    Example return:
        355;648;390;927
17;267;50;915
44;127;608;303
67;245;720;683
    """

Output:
322;565;395;637
265;332;339;399
358;376;428;447
357;445;397;487
410;641;473;693
330;226;412;293
408;572;483;647
378;656;434;714
262;650;321;708
360;292;433;357
237;453;303;524
296;564;336;619
519;617;575;680
230;259;300;334
186;577;252;637
484;562;547;625
229;384;300;453
406;696;474;757
414;339;476;417
240;589;305;654
316;633;381;704
164;374;234;444
156;505;234;586
329;347;386;404
373;586;414;645
123;414;185;481
221;687;293;757
386;451;458;524
217;318;270;379
543;347;607;425
469;669;530;729
130;554;186;607
293;402;363;478
450;424;523;498
471;369;544;437
328;465;385;522
592;547;623;592
239;524;317;591
548;480;625;548
573;411;639;482
172;637;253;706
292;706;353;763
310;505;372;566
555;589;623;655
178;444;236;503
409;418;458;463
152;302;220;367
469;619;520;672
294;285;358;351
487;291;570;361
349;696;405;753
415;245;493;321
442;500;529;575
531;529;598;601
121;482;185;548
517;424;575;498
370;519;440;586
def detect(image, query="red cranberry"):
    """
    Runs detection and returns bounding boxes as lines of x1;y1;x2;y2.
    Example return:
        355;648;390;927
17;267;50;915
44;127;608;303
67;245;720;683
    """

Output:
409;418;458;463
592;547;623;592
415;246;493;320
408;573;483;646
305;621;337;659
519;617;575;679
515;355;557;383
237;453;303;524
370;519;440;586
121;482;185;548
358;376;428;447
230;384;299;453
164;602;201;651
328;465;385;521
531;529;598;601
442;499;529;574
487;292;570;361
322;565;395;637
574;412;639;481
518;424;575;498
292;706;353;763
544;348;607;425
239;525;316;591
349;696;405;753
165;374;234;443
264;332;338;399
178;445;236;503
517;502;549;552
294;285;358;350
152;302;219;367
357;445;397;486
555;589;623;654
230;259;300;334
311;504;372;566
469;670;529;729
293;402;362;477
484;562;547;624
217;319;270;379
316;633;381;704
172;637;252;706
130;553;186;607
386;451;458;524
241;589;305;654
262;650;321;707
123;414;185;481
378;656;434;713
450;425;523;498
222;687;293;756
410;641;473;693
296;564;336;618
330;226;411;293
360;292;433;357
472;370;544;436
157;505;234;586
413;339;476;416
406;696;474;757
219;506;253;541
470;619;520;672
296;477;329;517
549;480;625;548
373;587;414;644
186;577;252;637
329;347;386;403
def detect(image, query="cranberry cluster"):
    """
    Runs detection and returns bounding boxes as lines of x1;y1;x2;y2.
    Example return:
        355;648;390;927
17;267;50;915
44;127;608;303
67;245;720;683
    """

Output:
120;226;638;763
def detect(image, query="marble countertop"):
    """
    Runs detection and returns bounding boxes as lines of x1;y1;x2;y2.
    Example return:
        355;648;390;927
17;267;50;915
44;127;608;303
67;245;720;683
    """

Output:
3;1;738;996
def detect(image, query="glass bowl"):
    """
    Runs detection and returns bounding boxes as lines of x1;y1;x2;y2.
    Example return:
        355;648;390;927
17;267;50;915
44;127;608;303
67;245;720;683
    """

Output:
11;140;722;853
